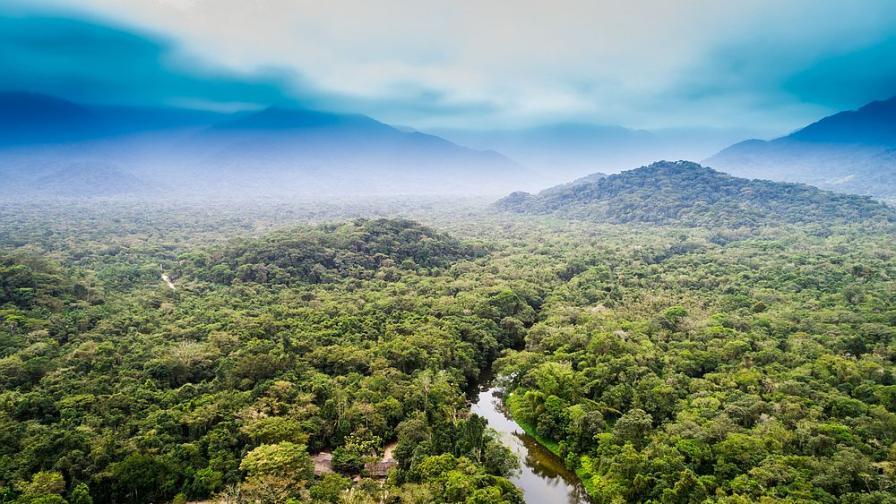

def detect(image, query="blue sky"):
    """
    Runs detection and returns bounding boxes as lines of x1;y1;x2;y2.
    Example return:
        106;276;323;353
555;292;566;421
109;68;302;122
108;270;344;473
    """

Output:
4;0;896;136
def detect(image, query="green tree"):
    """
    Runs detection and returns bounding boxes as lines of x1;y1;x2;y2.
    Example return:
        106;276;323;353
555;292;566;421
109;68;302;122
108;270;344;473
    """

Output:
68;484;92;504
240;443;313;502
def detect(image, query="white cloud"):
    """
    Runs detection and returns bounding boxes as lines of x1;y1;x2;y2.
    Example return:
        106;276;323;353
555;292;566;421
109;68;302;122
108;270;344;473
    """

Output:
31;0;896;133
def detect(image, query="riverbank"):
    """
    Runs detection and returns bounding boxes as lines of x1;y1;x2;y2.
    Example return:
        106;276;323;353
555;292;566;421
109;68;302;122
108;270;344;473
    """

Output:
504;392;562;456
471;384;590;503
504;390;597;500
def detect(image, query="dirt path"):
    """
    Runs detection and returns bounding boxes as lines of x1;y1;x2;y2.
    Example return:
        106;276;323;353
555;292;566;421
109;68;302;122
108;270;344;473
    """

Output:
160;267;176;290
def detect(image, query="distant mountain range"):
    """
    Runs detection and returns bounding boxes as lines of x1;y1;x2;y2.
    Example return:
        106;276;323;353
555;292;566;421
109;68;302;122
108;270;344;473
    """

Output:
0;91;524;199
496;161;895;227
0;91;224;145
5;90;896;203
436;123;751;185
707;96;896;202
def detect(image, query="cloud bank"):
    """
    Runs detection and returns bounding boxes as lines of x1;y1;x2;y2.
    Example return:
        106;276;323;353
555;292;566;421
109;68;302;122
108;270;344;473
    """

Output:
5;0;896;134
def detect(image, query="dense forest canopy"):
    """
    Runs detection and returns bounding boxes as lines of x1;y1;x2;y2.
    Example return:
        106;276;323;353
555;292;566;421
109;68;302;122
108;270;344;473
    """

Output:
189;218;483;286
5;3;896;503
495;161;896;227
0;195;895;504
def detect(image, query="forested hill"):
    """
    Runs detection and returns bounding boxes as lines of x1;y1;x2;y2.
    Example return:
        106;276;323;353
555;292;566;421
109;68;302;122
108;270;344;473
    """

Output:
3;203;896;503
495;161;896;227
0;216;530;503
186;218;483;285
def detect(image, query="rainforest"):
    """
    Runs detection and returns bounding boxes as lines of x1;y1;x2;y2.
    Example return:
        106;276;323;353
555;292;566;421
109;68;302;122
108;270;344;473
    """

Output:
5;1;896;503
1;180;895;503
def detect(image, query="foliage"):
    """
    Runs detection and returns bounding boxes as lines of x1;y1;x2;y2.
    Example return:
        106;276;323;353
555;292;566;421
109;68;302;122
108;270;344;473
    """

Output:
496;161;896;227
0;209;528;503
1;198;895;503
495;219;896;503
238;442;313;502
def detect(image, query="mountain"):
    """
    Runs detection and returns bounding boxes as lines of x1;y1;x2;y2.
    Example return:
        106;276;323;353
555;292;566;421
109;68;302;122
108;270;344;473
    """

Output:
0;91;226;146
190;106;524;196
32;164;156;197
0;92;525;198
536;171;607;198
0;91;97;145
707;96;896;202
0;153;159;199
211;106;393;133
788;96;896;145
496;160;895;227
436;123;750;184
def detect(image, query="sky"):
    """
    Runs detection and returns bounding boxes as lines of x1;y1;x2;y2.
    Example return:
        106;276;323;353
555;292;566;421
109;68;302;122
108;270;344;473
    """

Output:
3;0;896;136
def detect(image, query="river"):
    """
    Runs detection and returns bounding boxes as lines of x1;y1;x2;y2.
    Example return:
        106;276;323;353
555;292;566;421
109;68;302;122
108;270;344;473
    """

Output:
470;384;590;504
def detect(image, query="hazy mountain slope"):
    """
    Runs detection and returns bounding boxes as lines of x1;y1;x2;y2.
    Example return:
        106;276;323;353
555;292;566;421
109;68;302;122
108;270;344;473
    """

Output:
437;123;750;184
707;96;896;202
0;91;225;145
190;106;525;196
0;91;98;145
537;171;607;197
32;164;156;197
496;160;895;227
0;93;526;198
0;142;166;198
211;106;393;134
788;96;896;145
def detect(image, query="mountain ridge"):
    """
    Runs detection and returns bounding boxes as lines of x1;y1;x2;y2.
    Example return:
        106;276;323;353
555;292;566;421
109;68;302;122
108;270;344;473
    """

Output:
436;122;751;184
0;91;525;197
707;95;896;202
789;96;896;145
496;160;895;227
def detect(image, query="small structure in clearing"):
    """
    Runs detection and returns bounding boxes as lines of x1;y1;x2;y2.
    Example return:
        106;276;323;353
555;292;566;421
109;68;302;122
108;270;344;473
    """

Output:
364;442;397;478
364;461;396;478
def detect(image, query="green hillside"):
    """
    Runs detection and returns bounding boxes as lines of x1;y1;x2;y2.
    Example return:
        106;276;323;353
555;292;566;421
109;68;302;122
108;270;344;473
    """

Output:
497;161;895;227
